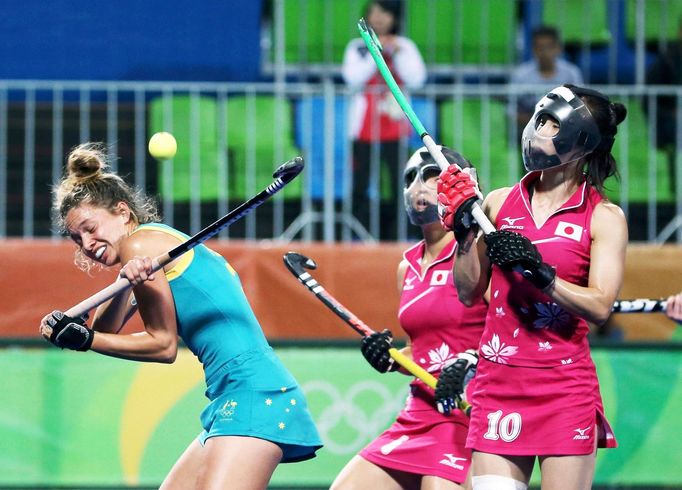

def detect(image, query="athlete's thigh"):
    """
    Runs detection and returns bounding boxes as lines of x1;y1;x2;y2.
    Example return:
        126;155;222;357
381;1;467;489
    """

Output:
197;435;283;490
538;451;596;490
472;451;534;485
331;455;421;490
160;438;204;490
422;474;469;490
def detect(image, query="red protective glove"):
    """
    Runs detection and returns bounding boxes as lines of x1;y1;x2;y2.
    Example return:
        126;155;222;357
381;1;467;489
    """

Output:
437;164;481;231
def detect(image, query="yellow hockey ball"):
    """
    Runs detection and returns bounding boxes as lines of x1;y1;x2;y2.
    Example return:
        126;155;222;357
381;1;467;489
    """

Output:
148;132;177;159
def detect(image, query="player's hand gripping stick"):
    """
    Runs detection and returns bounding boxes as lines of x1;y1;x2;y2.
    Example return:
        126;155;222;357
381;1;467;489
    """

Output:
283;251;472;416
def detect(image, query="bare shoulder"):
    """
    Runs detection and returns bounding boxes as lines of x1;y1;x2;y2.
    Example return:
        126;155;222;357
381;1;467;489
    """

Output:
397;259;409;292
592;200;628;239
483;187;513;222
121;227;183;260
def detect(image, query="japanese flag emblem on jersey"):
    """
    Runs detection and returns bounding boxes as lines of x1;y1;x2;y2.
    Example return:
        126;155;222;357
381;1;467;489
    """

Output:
430;270;450;286
554;221;583;242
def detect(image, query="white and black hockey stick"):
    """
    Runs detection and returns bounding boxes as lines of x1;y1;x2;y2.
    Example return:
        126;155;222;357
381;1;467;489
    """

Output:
612;298;668;313
64;157;305;318
283;251;472;416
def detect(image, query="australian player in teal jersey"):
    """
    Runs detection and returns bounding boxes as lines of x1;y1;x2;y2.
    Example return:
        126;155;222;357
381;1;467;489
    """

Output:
39;143;322;490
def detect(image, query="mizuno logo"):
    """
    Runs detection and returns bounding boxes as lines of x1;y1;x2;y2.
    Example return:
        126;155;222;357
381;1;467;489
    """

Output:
404;275;417;290
439;454;467;470
573;426;592;440
502;216;525;226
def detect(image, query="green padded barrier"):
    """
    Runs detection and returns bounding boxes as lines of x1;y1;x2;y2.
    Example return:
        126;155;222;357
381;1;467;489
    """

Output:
280;0;365;63
606;97;674;203
406;0;515;64
440;98;520;192
225;96;301;200
626;0;682;41
149;95;221;202
543;0;611;44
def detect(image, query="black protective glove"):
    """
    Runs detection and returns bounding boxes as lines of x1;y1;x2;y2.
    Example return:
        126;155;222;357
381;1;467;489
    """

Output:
434;349;478;415
484;230;556;291
453;198;480;252
46;310;94;351
360;329;399;373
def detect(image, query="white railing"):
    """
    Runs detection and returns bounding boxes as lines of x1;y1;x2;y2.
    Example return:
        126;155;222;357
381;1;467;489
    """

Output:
0;80;681;243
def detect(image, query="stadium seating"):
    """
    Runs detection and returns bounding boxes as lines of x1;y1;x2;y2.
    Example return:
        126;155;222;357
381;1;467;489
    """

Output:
280;0;365;64
542;0;611;45
625;0;682;42
225;95;302;200
294;95;350;200
148;95;222;201
405;0;516;65
607;97;674;203
439;98;520;191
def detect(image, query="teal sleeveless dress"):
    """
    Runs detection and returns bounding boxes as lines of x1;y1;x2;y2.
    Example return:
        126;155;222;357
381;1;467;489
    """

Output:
133;224;322;462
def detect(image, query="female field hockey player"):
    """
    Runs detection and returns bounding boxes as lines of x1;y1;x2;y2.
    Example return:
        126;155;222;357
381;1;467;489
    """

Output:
437;85;628;490
331;147;487;490
39;143;321;490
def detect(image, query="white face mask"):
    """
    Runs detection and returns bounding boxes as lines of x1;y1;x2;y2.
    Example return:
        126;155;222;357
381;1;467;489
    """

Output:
403;161;440;226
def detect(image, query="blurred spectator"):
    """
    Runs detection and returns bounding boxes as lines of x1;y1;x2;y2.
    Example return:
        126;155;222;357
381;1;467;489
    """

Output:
645;18;682;193
342;0;426;240
509;26;584;140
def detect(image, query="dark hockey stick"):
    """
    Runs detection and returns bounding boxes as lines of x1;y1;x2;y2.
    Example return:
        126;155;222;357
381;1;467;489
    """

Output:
64;157;305;318
283;251;472;415
612;298;668;313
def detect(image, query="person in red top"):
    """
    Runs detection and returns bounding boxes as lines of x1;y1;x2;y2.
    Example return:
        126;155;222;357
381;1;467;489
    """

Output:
331;147;487;489
437;85;628;490
342;0;426;240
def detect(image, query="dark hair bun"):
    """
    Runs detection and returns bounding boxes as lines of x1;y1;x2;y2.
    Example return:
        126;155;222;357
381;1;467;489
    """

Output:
612;102;627;126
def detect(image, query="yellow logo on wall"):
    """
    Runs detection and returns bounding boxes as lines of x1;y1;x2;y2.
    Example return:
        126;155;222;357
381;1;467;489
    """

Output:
120;350;203;485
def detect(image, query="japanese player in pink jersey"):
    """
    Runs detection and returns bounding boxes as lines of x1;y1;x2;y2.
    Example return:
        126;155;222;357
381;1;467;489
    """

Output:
331;147;487;490
437;85;628;490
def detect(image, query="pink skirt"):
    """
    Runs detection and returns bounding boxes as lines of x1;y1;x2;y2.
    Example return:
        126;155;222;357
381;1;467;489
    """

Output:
360;385;471;483
466;354;617;456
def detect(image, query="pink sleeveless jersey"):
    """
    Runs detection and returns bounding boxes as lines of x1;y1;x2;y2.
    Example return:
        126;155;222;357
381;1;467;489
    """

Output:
465;173;617;455
399;239;487;409
481;172;603;368
359;239;487;482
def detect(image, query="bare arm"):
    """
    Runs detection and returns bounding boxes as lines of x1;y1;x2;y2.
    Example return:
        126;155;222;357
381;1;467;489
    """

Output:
88;230;180;363
455;188;510;305
545;201;628;325
91;290;137;334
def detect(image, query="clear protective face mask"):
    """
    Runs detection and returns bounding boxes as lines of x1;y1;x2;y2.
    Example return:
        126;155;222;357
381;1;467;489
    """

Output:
403;162;440;226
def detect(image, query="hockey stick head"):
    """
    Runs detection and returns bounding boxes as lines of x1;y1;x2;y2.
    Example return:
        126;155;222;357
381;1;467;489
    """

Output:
283;251;317;278
273;156;305;182
357;17;382;52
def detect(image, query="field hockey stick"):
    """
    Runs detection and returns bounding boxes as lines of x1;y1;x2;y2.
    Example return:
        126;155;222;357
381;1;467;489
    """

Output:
357;18;495;235
283;251;472;416
64;157;305;318
612;298;668;313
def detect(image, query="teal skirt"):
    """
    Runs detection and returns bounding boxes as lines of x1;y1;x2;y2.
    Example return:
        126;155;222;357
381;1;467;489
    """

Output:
198;347;322;462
